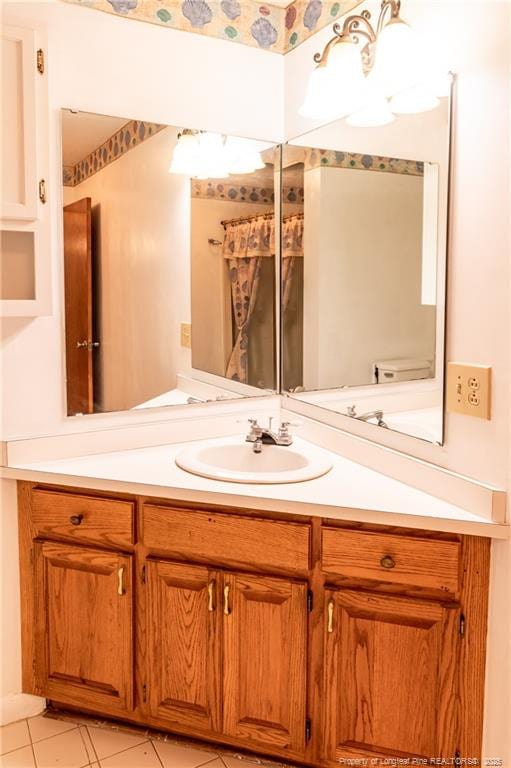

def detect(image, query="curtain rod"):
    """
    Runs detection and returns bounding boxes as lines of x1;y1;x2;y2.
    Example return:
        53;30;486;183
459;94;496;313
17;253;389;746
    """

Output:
221;211;304;228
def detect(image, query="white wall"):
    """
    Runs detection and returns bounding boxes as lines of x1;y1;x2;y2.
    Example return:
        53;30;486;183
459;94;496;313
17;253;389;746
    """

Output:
64;127;191;412
302;165;435;389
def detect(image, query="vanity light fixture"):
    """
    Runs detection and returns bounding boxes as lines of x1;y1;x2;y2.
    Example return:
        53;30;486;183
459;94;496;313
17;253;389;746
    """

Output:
169;130;265;178
299;0;449;126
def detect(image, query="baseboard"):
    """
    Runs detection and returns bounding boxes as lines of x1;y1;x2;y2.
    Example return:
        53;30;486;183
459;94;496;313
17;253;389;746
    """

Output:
0;693;46;725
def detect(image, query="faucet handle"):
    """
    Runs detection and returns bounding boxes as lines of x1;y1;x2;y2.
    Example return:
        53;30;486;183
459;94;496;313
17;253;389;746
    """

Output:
279;420;301;432
346;404;357;417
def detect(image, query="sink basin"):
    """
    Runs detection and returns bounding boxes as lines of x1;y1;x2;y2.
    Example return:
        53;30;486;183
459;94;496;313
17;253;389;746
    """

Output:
175;436;333;484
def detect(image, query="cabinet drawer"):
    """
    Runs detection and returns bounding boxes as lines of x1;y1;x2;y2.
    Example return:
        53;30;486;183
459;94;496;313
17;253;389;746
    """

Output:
321;527;460;594
143;504;310;573
32;489;134;549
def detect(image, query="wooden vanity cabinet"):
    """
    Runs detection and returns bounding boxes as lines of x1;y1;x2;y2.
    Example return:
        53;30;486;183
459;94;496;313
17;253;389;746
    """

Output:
17;483;490;767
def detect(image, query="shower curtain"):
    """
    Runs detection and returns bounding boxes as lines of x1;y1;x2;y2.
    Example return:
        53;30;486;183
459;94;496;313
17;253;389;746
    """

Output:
223;213;303;383
223;216;274;383
282;214;304;309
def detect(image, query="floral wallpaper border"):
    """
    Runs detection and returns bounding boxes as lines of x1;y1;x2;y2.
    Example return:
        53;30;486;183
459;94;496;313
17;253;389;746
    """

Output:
304;148;425;176
191;180;304;204
63;119;166;186
60;0;363;53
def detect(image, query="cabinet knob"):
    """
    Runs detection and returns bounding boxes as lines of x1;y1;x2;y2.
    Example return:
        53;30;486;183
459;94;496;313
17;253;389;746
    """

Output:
380;554;396;569
69;514;83;526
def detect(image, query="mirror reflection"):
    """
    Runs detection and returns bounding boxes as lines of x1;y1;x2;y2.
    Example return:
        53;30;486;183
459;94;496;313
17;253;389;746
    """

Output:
61;110;277;416
282;92;451;444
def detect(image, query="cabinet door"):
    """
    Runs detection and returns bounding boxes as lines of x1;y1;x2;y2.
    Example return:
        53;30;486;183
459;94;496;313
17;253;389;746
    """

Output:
1;25;37;220
34;542;133;714
146;561;221;733
223;573;307;754
323;589;459;762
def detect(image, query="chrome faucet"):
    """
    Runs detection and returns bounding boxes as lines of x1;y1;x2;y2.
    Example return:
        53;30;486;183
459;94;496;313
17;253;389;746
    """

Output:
346;406;388;428
245;418;295;450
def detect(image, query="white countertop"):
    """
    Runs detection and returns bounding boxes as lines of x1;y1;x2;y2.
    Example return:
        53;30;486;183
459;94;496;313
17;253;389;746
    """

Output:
2;435;508;538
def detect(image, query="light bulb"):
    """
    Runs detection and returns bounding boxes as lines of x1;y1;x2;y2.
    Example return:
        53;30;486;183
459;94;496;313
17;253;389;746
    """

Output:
390;84;439;114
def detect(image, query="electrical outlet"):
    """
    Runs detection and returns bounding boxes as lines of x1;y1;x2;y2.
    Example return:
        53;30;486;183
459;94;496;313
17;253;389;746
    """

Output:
180;323;191;349
446;363;492;420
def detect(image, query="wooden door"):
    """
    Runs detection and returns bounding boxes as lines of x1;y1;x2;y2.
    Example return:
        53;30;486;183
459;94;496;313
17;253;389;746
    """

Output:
146;561;221;734
34;542;133;714
63;197;93;415
223;573;307;754
322;589;459;762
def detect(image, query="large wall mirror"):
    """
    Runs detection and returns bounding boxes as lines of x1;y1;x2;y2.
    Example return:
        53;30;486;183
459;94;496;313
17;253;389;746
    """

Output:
61;110;278;416
281;83;452;444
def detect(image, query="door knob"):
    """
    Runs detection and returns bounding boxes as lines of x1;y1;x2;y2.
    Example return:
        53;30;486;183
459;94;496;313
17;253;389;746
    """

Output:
76;340;100;350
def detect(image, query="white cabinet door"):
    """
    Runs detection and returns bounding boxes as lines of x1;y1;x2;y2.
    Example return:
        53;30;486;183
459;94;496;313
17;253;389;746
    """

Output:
1;24;38;220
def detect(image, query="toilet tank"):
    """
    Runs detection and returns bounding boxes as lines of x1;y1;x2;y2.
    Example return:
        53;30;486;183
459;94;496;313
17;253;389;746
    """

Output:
374;358;431;383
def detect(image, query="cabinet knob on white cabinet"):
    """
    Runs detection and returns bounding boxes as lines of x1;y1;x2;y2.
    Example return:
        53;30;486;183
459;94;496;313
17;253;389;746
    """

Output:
38;179;47;203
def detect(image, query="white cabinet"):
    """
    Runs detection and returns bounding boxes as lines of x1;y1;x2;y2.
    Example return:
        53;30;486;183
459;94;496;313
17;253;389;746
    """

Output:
1;21;51;317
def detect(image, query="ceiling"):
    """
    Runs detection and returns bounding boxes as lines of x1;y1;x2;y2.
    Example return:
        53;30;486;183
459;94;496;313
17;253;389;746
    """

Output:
62;111;129;166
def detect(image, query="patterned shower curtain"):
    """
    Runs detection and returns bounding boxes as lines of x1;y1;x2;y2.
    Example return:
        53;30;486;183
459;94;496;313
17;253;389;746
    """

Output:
282;214;304;309
223;216;274;383
222;213;303;383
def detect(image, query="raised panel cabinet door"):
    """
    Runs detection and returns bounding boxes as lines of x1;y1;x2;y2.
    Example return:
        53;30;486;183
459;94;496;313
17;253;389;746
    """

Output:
223;573;307;755
33;542;133;714
322;589;459;763
146;561;221;733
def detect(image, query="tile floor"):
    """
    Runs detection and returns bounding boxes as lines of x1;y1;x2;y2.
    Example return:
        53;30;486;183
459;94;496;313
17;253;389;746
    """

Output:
0;713;285;768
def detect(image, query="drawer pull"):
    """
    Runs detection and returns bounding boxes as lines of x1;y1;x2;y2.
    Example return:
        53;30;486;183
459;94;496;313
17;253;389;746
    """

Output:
380;554;396;570
118;566;125;596
208;580;215;612
224;585;231;616
327;599;334;633
69;514;83;526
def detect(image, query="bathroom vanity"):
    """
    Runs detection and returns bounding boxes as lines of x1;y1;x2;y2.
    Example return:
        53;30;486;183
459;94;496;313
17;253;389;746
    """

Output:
17;480;490;765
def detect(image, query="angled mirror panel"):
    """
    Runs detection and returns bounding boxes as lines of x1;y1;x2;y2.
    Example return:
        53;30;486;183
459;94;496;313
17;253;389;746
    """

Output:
281;83;452;445
61;110;279;416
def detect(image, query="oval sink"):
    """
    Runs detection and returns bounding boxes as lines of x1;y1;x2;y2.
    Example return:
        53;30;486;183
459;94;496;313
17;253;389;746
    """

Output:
175;437;333;484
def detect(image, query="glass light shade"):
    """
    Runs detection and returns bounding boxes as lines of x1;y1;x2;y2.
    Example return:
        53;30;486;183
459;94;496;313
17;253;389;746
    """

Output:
169;131;200;175
371;19;420;97
224;136;265;175
390;84;439;114
299;66;341;120
346;95;395;127
197;132;229;178
326;39;369;116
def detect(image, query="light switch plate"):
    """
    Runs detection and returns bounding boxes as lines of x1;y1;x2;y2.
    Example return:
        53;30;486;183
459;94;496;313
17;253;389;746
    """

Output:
180;323;191;349
446;362;492;420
